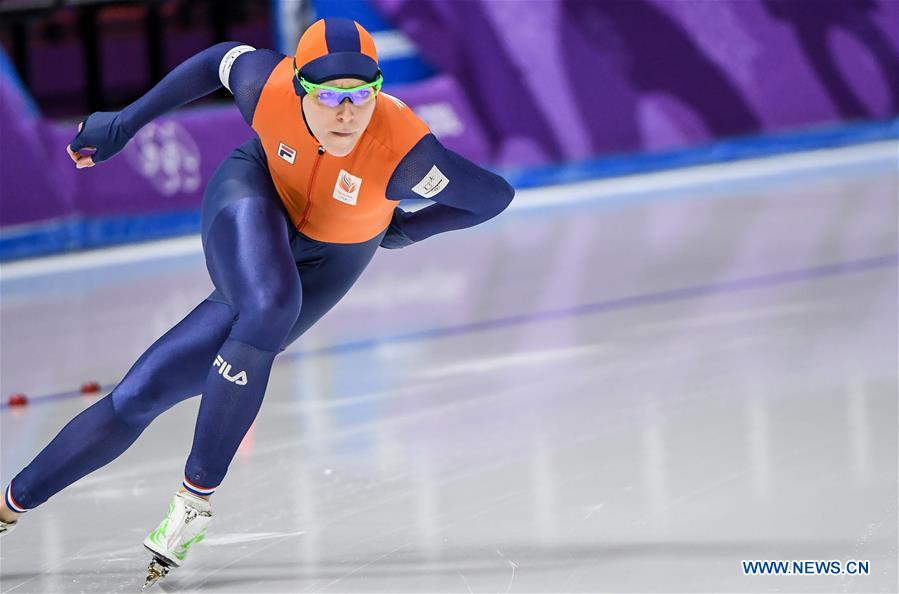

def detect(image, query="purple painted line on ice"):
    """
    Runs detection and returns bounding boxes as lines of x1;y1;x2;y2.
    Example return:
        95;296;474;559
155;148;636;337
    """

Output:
289;253;898;360
3;253;896;410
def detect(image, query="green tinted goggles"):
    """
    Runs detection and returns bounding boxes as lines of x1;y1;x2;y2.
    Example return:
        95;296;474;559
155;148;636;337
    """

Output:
296;71;383;106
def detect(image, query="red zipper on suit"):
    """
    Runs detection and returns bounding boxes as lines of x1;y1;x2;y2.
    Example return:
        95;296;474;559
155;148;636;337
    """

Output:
298;145;325;233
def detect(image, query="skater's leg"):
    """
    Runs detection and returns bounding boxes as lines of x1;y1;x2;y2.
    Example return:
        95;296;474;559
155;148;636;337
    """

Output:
279;230;384;349
3;299;235;514
140;144;380;577
181;144;301;497
180;227;386;496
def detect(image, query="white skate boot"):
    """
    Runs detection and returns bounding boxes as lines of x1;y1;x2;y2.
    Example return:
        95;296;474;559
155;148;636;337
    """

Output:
142;491;212;589
0;519;17;536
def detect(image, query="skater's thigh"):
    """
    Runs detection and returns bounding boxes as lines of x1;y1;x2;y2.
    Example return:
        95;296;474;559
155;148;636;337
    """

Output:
200;138;288;246
201;140;299;315
280;230;385;349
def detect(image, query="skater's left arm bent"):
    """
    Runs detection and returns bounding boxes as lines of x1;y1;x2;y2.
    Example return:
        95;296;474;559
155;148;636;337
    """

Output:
381;134;515;248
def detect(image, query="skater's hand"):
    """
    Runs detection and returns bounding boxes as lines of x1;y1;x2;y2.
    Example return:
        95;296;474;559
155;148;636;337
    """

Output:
67;111;130;168
380;208;415;249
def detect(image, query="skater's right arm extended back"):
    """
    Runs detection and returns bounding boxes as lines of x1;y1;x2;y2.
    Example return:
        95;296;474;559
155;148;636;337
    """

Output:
67;43;282;167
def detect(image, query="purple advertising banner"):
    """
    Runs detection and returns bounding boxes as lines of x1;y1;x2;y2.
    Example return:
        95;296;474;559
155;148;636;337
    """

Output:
0;75;75;228
374;0;899;166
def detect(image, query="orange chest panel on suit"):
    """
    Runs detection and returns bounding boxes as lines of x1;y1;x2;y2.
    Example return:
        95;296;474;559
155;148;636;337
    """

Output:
251;58;429;244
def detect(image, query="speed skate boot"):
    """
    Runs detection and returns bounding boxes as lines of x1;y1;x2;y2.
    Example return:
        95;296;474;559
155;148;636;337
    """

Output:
142;491;212;590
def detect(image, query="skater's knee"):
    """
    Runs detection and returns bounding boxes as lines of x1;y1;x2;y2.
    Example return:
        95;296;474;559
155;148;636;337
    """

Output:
111;382;188;428
246;276;301;324
111;391;157;428
232;279;301;350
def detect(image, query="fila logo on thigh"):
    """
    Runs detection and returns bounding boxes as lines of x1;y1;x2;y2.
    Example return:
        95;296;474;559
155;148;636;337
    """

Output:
214;355;248;386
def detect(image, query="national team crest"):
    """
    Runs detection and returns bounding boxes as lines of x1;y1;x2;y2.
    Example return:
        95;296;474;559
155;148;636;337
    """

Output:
333;170;362;205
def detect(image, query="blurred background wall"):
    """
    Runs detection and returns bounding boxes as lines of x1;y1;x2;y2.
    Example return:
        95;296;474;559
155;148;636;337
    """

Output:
1;0;897;260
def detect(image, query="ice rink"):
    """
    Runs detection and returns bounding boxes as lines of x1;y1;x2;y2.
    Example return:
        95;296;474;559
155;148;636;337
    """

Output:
1;141;896;593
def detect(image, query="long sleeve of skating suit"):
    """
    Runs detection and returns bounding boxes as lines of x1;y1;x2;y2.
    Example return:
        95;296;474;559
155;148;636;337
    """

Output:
380;134;515;248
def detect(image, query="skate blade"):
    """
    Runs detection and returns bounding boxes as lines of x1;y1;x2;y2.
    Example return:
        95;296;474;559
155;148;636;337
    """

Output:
141;557;170;591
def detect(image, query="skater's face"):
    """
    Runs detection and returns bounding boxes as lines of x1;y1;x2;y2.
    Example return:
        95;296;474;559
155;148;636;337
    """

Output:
302;78;377;157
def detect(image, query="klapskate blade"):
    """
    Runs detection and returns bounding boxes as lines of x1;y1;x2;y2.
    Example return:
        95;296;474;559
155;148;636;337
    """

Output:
141;557;170;591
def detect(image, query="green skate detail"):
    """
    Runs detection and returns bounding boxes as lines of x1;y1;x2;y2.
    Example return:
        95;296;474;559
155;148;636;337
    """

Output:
147;501;176;547
172;530;206;561
146;497;209;566
148;518;169;547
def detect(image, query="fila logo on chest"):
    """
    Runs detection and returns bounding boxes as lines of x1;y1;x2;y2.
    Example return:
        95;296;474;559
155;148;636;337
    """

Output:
277;142;296;164
333;170;362;205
